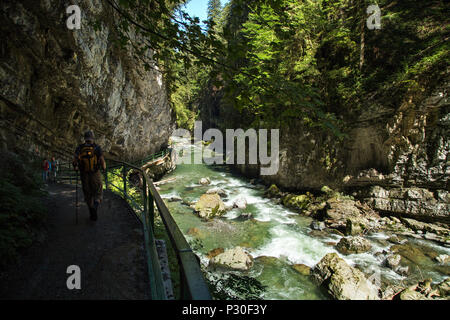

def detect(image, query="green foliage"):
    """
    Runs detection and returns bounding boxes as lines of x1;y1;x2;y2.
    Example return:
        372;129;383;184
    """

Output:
109;0;448;135
207;0;222;24
0;152;47;269
199;0;448;133
170;58;206;131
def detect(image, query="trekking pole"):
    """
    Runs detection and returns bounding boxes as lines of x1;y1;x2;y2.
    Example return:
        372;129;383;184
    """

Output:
75;169;79;225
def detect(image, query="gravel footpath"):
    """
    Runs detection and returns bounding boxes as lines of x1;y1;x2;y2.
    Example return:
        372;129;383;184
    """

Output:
0;183;150;300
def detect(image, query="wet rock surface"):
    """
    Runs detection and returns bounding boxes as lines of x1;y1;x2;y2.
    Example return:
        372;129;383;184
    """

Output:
209;247;254;271
312;253;380;300
335;236;372;255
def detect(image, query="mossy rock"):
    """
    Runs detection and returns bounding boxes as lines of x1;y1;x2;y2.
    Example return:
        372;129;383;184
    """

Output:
321;186;334;195
282;193;311;210
265;184;281;198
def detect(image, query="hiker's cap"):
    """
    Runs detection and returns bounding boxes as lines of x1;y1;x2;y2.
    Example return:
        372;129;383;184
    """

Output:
84;130;95;141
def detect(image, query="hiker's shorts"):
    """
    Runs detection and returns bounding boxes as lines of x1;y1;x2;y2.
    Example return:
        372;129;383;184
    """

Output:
80;170;103;207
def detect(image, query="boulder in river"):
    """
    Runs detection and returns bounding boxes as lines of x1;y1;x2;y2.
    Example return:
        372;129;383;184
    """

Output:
207;248;225;259
167;195;182;202
233;197;248;210
435;254;450;264
282;193;311;210
312;253;380;300
345;217;368;236
199;177;211;185
310;220;326;231
437;278;450;297
335;236;372;255
398;278;439;300
384;254;402;270
194;194;226;219
387;235;407;244
396;266;410;276
206;187;227;197
209;246;254;271
389;243;438;266
264;184;282;198
324;198;361;221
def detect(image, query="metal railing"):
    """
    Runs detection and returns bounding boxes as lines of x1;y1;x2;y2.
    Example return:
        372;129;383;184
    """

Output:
56;152;211;300
134;149;170;168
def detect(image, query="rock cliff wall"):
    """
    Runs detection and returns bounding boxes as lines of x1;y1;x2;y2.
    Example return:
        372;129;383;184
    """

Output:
0;0;174;161
233;76;449;222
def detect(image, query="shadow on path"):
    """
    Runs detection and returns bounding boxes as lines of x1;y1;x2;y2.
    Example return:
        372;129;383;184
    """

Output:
0;184;149;299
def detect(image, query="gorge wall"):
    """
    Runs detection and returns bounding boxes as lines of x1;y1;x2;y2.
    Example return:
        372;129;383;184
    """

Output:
203;76;449;223
0;0;174;161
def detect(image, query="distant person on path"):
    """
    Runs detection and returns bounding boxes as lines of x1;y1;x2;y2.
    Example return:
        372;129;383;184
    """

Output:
73;131;106;221
50;156;58;183
42;158;49;183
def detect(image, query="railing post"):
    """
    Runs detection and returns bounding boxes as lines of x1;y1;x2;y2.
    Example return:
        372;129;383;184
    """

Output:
69;162;72;185
143;178;147;223
104;166;108;190
123;165;127;198
149;181;155;231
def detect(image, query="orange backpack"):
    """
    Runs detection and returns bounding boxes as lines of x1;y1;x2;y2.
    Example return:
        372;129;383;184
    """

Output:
78;144;98;172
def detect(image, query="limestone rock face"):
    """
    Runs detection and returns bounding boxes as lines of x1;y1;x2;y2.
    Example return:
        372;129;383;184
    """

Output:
231;78;449;223
0;1;174;160
360;186;450;223
312;253;380;300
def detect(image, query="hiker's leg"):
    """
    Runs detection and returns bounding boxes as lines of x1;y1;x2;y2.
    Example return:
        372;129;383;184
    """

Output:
92;171;103;207
89;172;101;221
81;173;94;208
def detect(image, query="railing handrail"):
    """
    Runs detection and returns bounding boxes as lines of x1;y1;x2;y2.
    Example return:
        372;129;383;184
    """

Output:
104;157;211;300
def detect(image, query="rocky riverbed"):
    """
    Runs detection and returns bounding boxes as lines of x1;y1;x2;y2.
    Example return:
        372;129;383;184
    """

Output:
158;137;449;300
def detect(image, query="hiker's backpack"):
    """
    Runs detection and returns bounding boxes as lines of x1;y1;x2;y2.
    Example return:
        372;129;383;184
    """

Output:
78;144;98;173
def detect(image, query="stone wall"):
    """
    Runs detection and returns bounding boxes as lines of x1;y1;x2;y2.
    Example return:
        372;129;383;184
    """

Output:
0;0;174;161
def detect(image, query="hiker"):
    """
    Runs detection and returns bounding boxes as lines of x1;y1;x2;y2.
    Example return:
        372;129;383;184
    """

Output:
50;157;58;183
42;158;49;183
73;131;106;221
